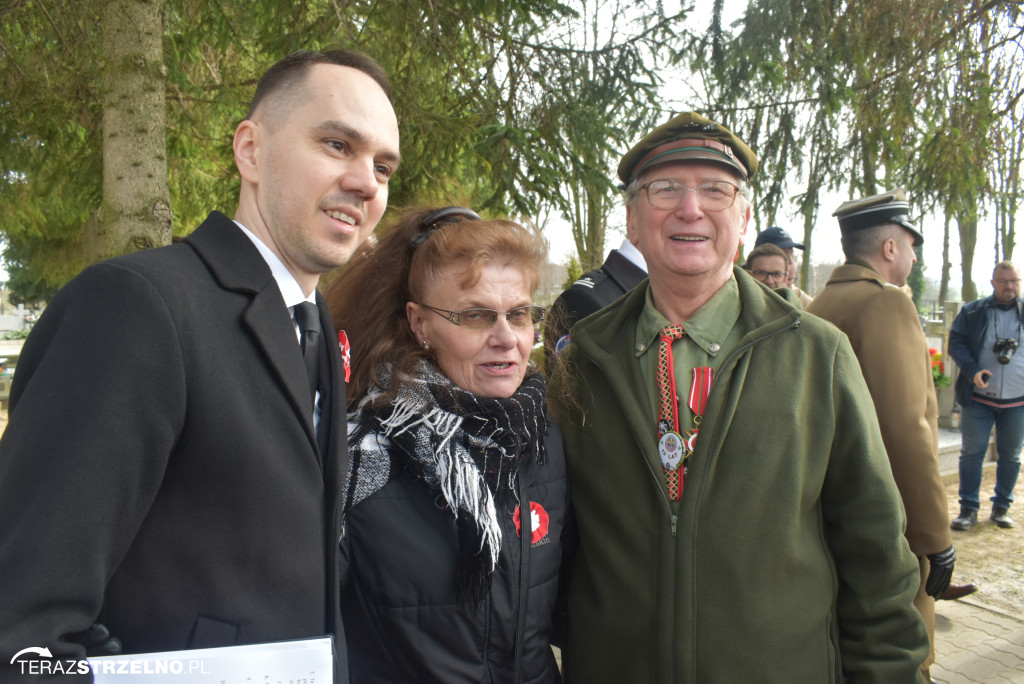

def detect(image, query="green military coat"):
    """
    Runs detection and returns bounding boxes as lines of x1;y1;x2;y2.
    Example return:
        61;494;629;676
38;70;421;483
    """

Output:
549;267;928;684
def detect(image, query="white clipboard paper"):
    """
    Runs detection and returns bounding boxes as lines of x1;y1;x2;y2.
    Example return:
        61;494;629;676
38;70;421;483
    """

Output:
87;634;334;683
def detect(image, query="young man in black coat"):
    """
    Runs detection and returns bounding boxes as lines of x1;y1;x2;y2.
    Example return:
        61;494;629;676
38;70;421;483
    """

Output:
0;49;400;682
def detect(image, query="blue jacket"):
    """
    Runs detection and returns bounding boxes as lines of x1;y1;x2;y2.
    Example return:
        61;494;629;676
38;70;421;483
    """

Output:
948;295;1022;406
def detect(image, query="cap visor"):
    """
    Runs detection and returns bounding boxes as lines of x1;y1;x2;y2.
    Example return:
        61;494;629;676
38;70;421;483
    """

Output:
893;217;923;246
635;149;747;180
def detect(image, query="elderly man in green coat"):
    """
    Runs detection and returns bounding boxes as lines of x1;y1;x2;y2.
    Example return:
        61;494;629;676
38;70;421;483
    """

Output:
548;113;929;683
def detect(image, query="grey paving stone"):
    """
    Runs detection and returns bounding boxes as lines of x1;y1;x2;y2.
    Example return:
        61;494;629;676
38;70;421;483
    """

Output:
933;599;1024;683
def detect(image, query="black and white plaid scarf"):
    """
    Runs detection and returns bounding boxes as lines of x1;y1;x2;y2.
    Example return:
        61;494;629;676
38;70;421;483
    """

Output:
344;361;547;600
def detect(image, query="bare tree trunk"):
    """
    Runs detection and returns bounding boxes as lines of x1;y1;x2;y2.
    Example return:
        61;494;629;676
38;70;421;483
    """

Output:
582;191;605;272
1008;207;1018;262
99;0;171;260
567;170;608;273
799;174;821;293
800;209;813;291
860;131;877;194
958;209;979;303
997;123;1023;261
940;213;951;304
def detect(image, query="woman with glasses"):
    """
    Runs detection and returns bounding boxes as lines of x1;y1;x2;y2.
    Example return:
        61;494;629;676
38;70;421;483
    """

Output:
742;243;790;289
325;206;570;683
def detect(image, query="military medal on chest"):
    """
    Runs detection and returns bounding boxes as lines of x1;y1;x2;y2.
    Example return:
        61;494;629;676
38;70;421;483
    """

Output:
655;323;714;502
658;430;684;471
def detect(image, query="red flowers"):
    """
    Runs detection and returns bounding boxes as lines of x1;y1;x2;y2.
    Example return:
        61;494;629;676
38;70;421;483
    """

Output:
930;348;951;388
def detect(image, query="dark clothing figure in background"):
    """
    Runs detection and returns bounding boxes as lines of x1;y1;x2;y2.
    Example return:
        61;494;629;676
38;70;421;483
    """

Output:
549;112;928;683
544;240;646;372
0;49;400;682
949;261;1024;531
807;188;955;679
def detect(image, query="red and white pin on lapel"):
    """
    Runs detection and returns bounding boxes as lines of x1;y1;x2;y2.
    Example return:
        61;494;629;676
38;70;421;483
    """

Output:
337;330;351;382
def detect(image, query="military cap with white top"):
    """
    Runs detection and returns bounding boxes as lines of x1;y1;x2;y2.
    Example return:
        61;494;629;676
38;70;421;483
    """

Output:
833;187;924;246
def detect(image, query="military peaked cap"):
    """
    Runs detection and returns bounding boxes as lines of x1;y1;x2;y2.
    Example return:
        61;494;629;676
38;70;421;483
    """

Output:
618;111;759;185
833;188;923;246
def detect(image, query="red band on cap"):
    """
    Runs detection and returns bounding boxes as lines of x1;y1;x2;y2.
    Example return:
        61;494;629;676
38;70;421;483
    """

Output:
633;138;744;179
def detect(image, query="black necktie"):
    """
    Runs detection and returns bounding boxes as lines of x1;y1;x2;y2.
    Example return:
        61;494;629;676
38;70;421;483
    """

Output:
294;302;322;407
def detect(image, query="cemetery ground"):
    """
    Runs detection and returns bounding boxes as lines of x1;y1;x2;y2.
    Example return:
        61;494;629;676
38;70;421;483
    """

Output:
945;465;1024;617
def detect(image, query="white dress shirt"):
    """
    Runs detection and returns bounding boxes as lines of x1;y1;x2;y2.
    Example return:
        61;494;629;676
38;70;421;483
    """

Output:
234;220;323;430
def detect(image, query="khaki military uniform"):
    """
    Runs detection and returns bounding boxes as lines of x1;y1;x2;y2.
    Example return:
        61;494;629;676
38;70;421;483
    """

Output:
808;261;952;672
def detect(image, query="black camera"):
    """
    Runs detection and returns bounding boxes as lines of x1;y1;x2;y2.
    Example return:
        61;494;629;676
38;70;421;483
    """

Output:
993;337;1018;365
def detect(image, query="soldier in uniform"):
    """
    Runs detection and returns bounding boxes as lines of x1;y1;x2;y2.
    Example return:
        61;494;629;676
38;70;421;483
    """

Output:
544;239;647;373
807;188;956;681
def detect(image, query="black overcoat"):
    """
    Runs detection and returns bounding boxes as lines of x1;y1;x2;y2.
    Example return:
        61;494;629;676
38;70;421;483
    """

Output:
0;212;348;680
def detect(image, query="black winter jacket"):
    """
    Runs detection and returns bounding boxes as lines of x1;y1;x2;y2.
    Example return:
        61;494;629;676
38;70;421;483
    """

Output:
339;418;570;684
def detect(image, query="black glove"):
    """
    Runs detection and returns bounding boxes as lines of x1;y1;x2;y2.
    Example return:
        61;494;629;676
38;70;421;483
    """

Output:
63;622;123;657
925;545;956;598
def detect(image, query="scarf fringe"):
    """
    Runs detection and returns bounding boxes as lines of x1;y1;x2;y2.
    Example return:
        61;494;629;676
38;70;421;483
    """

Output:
379;398;501;570
346;362;547;599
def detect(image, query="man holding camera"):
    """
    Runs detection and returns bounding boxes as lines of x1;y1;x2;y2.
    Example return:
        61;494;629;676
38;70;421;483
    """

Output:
949;261;1024;531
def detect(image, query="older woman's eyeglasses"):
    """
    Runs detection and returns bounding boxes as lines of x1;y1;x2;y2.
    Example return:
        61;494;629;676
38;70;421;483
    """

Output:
419;304;545;329
639;179;741;211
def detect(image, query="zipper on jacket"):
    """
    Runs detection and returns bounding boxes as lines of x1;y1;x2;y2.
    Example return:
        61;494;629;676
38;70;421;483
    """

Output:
632;432;674;527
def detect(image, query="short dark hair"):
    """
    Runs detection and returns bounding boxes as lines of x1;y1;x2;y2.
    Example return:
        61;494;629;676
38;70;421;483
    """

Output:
840;223;903;261
994;260;1018;277
246;48;391;121
742;242;788;272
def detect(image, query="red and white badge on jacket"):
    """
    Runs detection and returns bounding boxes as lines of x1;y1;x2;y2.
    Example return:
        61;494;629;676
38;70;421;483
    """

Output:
337;330;351;382
514;502;550;544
